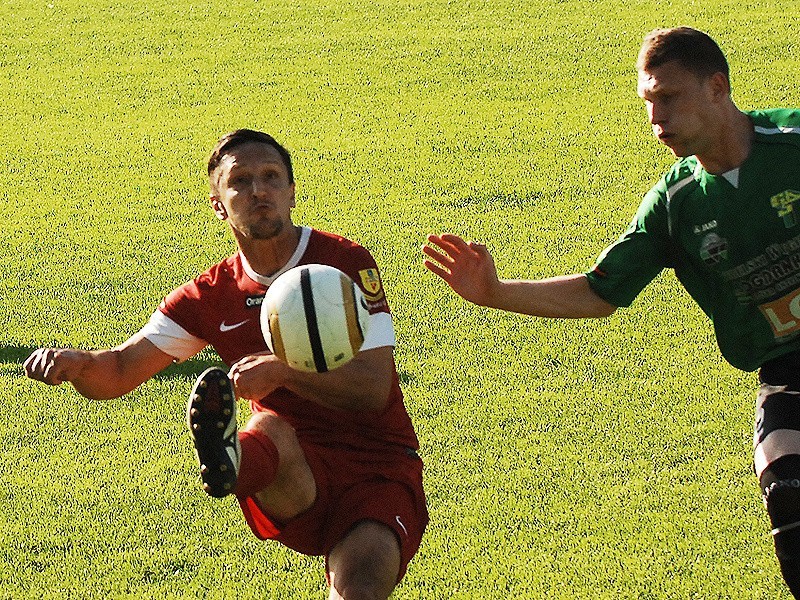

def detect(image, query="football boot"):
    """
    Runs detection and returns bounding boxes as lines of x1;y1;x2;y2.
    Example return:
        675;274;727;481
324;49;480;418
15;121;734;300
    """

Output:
186;367;241;498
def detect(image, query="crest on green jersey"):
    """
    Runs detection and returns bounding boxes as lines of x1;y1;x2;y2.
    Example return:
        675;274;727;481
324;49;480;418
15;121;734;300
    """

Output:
771;190;800;228
700;232;728;265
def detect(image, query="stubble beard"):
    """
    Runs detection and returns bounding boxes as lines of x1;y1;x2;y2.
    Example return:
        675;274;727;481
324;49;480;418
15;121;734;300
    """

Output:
247;217;285;240
247;217;284;240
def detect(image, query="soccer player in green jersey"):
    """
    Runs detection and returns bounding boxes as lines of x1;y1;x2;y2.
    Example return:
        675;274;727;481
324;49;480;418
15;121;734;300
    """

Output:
423;27;800;595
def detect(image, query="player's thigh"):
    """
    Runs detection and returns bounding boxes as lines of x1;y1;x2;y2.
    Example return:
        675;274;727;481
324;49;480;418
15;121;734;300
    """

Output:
327;520;401;599
754;382;800;479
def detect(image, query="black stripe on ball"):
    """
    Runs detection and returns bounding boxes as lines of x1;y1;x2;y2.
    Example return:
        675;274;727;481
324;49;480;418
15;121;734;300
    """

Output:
300;267;328;373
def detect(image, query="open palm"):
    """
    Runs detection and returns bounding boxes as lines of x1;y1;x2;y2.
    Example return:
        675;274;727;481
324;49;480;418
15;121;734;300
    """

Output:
422;233;499;307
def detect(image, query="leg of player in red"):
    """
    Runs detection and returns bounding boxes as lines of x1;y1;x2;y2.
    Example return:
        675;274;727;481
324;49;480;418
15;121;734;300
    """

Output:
187;367;405;599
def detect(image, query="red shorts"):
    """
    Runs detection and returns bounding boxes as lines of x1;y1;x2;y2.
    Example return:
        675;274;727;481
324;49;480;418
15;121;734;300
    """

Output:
239;440;428;581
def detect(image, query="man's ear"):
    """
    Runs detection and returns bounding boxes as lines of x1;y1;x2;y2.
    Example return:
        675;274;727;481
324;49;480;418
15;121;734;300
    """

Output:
290;182;296;209
211;195;228;220
709;71;731;101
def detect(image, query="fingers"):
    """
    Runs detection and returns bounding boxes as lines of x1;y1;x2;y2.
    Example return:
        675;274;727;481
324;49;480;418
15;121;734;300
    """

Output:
422;238;460;282
423;233;476;266
24;348;67;385
425;233;473;257
23;349;43;379
228;353;283;401
228;359;249;391
467;240;489;256
228;363;249;399
425;233;489;259
422;234;490;272
228;352;268;382
228;355;250;376
421;243;453;267
422;258;453;281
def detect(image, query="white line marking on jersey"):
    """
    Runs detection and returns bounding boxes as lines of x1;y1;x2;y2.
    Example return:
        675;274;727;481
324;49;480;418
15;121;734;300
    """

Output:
395;515;408;538
219;319;250;333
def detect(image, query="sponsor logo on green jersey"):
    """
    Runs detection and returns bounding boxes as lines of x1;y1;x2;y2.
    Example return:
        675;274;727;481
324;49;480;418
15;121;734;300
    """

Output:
771;190;800;228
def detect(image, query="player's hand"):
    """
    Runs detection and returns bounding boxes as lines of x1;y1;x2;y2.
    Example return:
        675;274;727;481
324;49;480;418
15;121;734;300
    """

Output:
24;348;92;386
228;352;290;401
422;233;500;307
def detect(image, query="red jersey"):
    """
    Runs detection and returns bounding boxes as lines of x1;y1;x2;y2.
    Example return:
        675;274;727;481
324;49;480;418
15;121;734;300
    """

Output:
143;227;419;452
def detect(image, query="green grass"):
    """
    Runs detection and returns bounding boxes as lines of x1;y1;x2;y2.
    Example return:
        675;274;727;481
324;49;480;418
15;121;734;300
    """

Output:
2;0;799;597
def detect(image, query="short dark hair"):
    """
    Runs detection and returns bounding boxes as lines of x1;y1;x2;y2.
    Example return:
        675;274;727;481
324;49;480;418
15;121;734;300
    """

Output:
207;129;294;184
637;27;729;81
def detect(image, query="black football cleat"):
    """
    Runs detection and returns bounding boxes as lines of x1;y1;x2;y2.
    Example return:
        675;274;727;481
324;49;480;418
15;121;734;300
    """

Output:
186;367;241;498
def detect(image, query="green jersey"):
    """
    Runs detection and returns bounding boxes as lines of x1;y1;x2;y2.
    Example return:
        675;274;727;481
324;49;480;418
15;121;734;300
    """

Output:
586;108;800;372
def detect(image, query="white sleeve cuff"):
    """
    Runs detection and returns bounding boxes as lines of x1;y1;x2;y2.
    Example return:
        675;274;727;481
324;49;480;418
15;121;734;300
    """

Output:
361;311;395;351
139;311;207;362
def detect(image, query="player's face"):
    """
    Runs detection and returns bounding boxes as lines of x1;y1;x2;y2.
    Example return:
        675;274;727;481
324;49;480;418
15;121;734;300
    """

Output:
212;142;295;241
637;61;719;158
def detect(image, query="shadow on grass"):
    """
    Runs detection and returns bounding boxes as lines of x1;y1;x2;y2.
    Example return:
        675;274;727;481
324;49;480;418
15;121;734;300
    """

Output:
0;345;35;364
0;344;224;381
154;356;228;380
2;345;415;385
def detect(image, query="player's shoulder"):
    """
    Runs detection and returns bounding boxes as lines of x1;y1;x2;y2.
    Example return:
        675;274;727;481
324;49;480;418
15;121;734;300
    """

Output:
168;253;240;303
749;108;800;144
193;253;240;289
657;157;700;201
749;108;800;130
307;228;376;263
306;228;387;306
310;228;367;250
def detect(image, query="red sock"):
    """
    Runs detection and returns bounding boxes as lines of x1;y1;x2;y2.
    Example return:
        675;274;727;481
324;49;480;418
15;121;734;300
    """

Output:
234;429;279;498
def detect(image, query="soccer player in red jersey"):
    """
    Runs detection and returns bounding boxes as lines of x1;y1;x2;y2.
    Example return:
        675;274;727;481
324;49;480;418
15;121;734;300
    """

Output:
25;129;427;599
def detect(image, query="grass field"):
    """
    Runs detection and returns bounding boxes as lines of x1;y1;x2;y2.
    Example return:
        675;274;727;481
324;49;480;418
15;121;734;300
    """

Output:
2;0;799;597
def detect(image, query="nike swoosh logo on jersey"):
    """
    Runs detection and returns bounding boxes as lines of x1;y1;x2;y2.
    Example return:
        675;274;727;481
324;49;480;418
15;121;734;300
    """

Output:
219;319;250;333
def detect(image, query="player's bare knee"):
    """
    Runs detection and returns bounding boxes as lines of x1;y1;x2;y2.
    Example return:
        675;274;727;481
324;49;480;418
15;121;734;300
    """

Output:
328;568;395;600
328;582;387;600
328;521;400;599
245;411;299;456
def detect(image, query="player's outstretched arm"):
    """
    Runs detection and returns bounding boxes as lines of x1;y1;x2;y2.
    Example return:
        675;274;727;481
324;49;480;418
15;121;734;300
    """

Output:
24;333;175;400
423;233;616;319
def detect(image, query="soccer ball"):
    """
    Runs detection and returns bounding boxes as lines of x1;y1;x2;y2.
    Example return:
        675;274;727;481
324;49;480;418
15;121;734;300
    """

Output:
261;264;371;373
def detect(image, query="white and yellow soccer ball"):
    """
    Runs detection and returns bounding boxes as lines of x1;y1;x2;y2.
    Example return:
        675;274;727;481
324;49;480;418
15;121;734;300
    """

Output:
260;264;371;373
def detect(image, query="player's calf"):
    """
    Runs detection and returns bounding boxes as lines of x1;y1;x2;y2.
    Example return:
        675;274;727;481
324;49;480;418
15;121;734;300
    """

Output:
761;455;800;597
187;367;241;498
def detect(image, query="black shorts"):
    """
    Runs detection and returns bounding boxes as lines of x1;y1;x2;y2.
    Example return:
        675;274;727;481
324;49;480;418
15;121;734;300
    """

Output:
760;350;800;387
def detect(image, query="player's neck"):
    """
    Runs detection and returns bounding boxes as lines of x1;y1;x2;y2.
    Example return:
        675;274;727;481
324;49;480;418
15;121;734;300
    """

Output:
236;225;301;277
696;108;753;175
